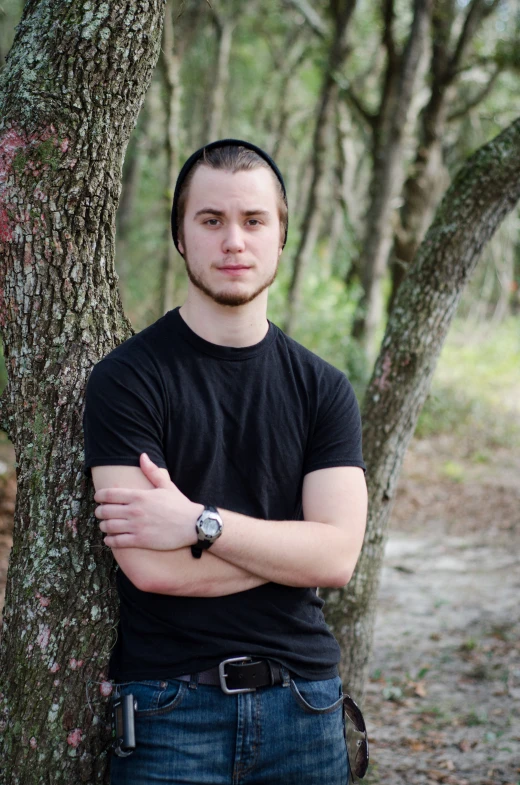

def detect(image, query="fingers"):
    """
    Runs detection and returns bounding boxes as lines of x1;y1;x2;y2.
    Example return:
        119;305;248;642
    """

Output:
94;488;136;504
139;453;172;489
103;534;136;549
99;519;131;535
95;504;131;520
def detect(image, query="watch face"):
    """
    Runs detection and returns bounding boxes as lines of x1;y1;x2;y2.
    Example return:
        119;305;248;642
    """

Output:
203;518;221;537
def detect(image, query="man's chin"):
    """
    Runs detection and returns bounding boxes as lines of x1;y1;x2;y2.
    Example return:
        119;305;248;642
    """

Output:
210;289;262;307
187;276;277;307
184;258;278;307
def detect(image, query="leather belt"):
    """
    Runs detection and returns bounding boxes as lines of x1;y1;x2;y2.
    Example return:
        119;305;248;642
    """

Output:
176;656;284;694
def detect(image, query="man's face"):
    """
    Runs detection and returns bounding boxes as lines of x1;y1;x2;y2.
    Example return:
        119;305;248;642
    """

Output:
178;166;284;307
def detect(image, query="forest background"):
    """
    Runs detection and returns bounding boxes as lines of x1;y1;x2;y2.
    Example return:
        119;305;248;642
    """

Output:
0;0;519;783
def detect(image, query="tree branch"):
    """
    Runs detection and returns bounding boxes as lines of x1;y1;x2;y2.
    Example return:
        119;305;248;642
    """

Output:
447;65;502;121
283;0;327;39
339;84;377;129
447;0;501;80
382;0;397;65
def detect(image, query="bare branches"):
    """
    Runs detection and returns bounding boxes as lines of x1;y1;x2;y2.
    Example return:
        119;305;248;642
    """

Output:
448;0;502;80
382;0;397;66
448;64;502;121
339;83;376;129
283;0;327;38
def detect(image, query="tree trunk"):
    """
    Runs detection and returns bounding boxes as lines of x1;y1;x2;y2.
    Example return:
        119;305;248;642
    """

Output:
0;1;164;781
116;101;152;305
352;0;432;358
268;34;309;160
160;2;184;315
206;18;234;143
388;0;503;311
323;114;520;700
284;0;357;335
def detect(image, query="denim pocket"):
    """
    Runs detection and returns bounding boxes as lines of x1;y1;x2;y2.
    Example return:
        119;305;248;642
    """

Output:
115;679;188;717
289;676;344;715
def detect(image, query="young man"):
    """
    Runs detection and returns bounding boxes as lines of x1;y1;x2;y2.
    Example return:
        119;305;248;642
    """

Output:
83;139;368;784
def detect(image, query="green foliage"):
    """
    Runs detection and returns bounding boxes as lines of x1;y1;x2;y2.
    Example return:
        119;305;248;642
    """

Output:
415;319;520;445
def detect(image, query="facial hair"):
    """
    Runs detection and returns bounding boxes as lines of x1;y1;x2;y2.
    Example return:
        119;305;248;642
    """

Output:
183;252;279;307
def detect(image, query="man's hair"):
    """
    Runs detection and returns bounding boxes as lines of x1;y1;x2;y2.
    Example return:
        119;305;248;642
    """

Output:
176;145;288;248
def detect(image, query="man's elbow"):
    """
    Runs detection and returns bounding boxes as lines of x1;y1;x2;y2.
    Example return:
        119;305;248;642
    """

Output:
319;564;354;589
111;550;178;595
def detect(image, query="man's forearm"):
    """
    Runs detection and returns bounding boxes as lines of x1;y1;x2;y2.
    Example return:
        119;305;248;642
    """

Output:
210;510;360;589
115;544;268;597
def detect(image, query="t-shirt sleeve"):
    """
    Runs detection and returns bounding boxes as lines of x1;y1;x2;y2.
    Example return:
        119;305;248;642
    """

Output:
82;357;167;478
303;371;365;476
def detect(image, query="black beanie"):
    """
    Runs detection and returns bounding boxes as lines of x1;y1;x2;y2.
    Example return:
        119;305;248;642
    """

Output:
171;139;288;256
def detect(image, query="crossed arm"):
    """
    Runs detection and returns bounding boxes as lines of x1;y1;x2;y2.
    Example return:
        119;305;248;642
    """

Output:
92;454;367;597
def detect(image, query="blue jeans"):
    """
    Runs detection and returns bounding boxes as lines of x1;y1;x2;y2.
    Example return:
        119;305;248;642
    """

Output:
111;670;350;784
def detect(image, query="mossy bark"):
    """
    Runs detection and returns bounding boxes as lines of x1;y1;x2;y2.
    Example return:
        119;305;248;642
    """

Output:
323;114;520;700
0;1;164;781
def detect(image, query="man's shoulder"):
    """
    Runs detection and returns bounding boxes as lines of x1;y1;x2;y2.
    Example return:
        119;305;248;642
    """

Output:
95;311;174;369
87;312;177;395
272;324;348;383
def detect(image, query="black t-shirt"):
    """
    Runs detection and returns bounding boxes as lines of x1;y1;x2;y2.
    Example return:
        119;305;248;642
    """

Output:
83;307;365;681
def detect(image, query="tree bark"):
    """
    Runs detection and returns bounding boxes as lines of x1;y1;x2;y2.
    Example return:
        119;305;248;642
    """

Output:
284;0;357;335
206;15;234;143
0;1;164;781
352;0;433;358
322;114;520;700
116;100;152;305
159;1;184;315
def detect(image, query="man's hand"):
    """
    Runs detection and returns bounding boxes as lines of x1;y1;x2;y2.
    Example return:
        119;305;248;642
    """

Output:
95;453;203;550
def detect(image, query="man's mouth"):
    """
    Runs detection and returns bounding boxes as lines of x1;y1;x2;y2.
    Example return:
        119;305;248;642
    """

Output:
217;264;251;273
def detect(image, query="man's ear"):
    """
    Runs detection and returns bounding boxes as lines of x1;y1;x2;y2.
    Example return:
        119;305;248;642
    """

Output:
178;239;185;256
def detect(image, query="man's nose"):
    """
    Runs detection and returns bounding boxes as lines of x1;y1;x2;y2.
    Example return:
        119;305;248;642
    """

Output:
222;223;246;254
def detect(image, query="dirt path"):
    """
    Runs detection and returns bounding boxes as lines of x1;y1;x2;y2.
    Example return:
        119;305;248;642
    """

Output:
363;437;520;785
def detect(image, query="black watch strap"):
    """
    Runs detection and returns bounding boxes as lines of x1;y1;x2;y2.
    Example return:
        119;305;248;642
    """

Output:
191;540;211;559
191;505;220;559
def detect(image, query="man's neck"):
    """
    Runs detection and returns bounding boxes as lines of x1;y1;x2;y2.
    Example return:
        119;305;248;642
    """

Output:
179;294;269;348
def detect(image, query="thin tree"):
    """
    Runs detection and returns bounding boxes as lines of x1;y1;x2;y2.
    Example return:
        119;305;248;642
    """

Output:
348;0;433;357
323;113;520;698
388;0;503;310
284;0;357;335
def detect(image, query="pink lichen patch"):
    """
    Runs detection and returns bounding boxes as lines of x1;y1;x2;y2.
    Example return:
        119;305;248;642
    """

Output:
373;352;392;392
35;593;50;608
60;138;69;153
66;518;78;536
36;624;50;650
0;127;27;165
99;681;113;697
53;679;60;687
50;662;60;673
66;728;82;748
0;205;13;242
69;658;84;670
29;737;37;749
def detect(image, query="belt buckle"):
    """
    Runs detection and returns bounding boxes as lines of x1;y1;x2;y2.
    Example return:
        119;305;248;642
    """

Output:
218;656;256;695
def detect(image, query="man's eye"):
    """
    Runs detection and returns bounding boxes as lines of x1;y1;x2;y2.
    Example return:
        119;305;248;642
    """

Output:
248;219;260;226
205;219;220;226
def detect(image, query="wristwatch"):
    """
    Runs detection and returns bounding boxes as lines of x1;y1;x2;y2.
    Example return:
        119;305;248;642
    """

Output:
191;505;223;559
